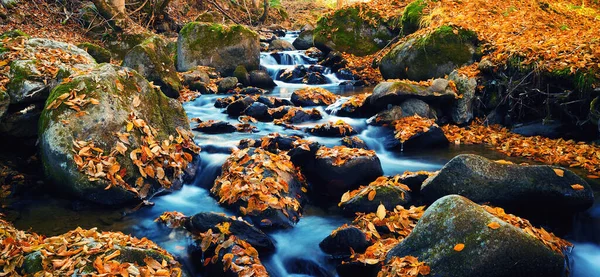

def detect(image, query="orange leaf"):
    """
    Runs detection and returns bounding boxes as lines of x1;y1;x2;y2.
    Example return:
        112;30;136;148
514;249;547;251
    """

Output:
571;184;584;190
367;190;376;201
453;243;465;252
553;168;564;177
487;222;501;230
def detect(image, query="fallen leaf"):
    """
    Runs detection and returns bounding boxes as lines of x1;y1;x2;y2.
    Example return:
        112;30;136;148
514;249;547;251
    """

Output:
368;190;376;201
571;184;585;190
553;168;564;177
488;222;501;230
453;243;465;252
376;204;386;220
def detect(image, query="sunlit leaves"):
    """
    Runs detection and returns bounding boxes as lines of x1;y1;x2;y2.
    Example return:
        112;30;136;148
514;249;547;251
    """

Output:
316;146;376;166
392;115;437;143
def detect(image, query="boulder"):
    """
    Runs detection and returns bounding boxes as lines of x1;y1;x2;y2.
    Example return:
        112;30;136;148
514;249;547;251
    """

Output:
387;195;567;277
293;30;314;50
249;70;277;88
383;116;449;151
400;99;437;119
233;65;250;86
369;80;457;110
302;146;383;202
193;120;237;134
184;212;275;252
313;4;393;56
39;64;198;205
177;22;260;75
341;136;368;149
379;26;479;81
77;42;111;63
123;36;182;98
308;121;357;137
421;154;594;216
339;176;412;214
0;102;43;138
268;39;295;51
226;96;255;116
211;148;307;228
326;93;373;118
217;77;239;94
291;87;339;107
449;70;477;124
305;47;323;59
244;102;272;121
319;226;371;258
105;32;155;60
181;68;212;93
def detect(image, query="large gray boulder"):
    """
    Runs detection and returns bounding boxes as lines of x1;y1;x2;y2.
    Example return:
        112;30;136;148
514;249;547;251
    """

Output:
177;22;260;76
123;36;182;98
292;30;314;50
387;195;567;277
379;26;479;81
369;79;457;110
39;64;198;205
421;154;594;216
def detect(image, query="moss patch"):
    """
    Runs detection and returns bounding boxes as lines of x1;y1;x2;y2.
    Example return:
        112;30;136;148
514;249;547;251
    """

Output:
402;0;427;35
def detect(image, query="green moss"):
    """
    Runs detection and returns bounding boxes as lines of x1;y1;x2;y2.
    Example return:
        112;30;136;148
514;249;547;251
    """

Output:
402;0;427;35
180;22;257;54
77;42;111;63
0;29;29;39
6;60;38;95
233;65;249;85
314;4;392;56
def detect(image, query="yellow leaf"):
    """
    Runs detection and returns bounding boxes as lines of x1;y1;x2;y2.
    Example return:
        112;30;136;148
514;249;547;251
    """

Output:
126;122;134;132
553;168;564;177
367;190;376;201
487;222;501;230
376;203;386;220
340;191;351;203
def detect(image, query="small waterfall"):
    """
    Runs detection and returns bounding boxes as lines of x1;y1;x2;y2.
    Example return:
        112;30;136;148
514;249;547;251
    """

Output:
260;32;352;86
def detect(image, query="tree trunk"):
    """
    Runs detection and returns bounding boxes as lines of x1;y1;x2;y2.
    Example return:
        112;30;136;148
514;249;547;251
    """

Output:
111;0;125;13
259;0;268;23
90;0;128;31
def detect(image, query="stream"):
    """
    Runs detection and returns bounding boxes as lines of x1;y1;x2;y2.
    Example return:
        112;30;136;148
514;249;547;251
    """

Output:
9;32;600;277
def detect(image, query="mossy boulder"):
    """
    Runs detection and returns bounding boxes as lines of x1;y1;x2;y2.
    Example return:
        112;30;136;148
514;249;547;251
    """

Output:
77;42;111;63
0;89;9;118
401;0;427;35
369;79;457;110
387;195;566;277
105;32;155;60
233;65;250;85
379;26;479;81
177;22;260;76
39;64;193;205
421;154;594;217
339;182;412;215
6;60;46;104
293;30;314;50
123;36;182;98
313;4;393;56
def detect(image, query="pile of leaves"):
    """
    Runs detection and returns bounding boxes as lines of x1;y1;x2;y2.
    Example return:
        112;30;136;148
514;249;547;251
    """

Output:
0;36;94;91
340;93;371;113
0;217;182;276
293;87;340;106
308;120;356;136
340;175;411;205
342;53;383;84
442;122;600;177
211;148;306;218
482;205;573;255
392;115;438;143
73;112;200;198
334;205;426;265
272;107;322;124
315;145;376;166
414;0;600;79
46;84;100;114
378;256;430;277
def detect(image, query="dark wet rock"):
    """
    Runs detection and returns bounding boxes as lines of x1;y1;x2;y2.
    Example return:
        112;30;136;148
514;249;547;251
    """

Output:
0;90;9;118
123;36;182;98
181;67;212;92
326;93;373;118
336;262;380;277
0;102;43;138
511;121;565;139
215;94;244;108
384;124;449;151
308;121;357;137
39;64;195;205
302;146;383;202
185;212;275;252
278;65;308;83
244;102;272;121
271;107;323;123
387;195;566;277
291;87;339;107
449;70;477;124
293;30;314;50
285;257;334;277
313;4;393;56
367;106;404;126
217;77;239;94
177;22;260;75
77;42;111;63
239;87;267;95
247;133;303;153
226;96;256;116
369;79;457;110
336;68;358;81
398;171;433;194
319;51;347;73
193;120;237;134
256;96;292;108
305;47;323;59
339;177;412;214
319;226;371;258
268;39;295;51
249;70;276;89
211;148;307;229
421;154;594;216
233;65;250;86
304;72;327;84
341;136;368;149
400;99;437;119
379;25;479;81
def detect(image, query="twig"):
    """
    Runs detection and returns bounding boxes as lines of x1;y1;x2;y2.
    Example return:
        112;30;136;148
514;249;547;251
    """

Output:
129;0;150;15
208;0;241;24
243;0;253;25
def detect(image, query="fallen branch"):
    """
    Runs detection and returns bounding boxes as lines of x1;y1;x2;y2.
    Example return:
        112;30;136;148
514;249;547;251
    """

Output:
207;0;241;24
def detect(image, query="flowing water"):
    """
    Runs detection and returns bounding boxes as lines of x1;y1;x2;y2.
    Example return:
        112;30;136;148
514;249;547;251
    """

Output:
9;32;600;276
